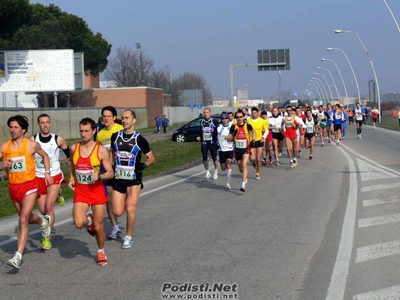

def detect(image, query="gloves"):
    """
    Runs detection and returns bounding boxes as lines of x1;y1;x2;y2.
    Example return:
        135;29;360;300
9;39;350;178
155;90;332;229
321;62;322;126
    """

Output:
136;162;147;172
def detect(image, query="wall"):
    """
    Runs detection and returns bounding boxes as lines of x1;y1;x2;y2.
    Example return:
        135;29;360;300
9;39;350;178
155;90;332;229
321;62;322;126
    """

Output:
163;106;235;125
0;107;147;141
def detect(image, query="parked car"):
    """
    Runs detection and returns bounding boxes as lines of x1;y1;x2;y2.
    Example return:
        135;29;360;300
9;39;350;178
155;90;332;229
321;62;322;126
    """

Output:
172;115;222;143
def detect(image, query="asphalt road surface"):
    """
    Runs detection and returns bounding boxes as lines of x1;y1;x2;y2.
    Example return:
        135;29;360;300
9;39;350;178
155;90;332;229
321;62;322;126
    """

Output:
1;124;400;300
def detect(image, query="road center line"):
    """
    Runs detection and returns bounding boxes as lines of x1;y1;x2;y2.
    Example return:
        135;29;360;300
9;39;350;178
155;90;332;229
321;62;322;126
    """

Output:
325;146;358;300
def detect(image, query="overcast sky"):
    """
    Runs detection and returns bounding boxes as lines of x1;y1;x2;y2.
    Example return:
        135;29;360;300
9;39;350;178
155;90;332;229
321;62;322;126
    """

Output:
32;0;400;99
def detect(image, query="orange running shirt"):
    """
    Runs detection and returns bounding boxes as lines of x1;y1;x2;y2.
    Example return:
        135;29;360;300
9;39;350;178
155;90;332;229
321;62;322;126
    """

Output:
4;137;36;184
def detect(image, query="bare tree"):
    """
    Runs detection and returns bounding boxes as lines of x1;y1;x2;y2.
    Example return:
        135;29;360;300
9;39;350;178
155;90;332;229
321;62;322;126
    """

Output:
149;65;172;94
171;72;213;106
104;46;154;87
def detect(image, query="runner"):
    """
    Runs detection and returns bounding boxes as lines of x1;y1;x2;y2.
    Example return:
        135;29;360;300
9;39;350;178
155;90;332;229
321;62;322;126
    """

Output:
228;111;236;125
348;108;354;124
296;107;306;158
111;109;155;249
333;104;344;146
316;105;329;147
341;107;349;140
247;107;269;179
96;106;124;240
0;115;52;269
371;106;379;129
325;103;334;143
269;107;284;165
354;102;366;138
31;113;70;250
282;106;306;168
228;110;255;191
217;112;234;189
196;108;219;179
304;109;317;160
68;118;114;266
261;111;273;166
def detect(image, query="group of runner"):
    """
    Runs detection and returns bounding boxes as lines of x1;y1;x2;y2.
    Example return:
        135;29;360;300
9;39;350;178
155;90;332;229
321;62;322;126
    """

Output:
198;102;372;192
1;106;154;269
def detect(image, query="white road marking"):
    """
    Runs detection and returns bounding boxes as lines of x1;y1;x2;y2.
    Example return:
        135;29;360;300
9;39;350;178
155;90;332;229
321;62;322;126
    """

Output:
0;170;204;247
361;182;400;193
356;240;400;263
353;284;400;300
358;213;400;228
326;147;358;300
363;196;400;207
340;143;400;177
356;158;398;182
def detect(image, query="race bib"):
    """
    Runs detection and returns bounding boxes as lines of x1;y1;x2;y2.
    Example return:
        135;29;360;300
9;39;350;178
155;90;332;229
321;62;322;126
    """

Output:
235;139;247;149
335;114;342;120
306;125;314;133
116;165;135;180
285;121;293;128
203;128;212;141
8;156;27;173
35;157;53;168
356;114;363;121
76;169;95;185
221;135;228;142
272;128;281;133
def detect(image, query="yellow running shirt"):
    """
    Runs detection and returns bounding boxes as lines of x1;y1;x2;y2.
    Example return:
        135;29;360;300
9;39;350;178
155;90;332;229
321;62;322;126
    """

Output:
96;123;123;150
247;117;268;141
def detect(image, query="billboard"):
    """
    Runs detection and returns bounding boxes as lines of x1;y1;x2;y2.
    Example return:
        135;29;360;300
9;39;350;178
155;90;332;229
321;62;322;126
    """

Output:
0;49;75;92
257;49;290;71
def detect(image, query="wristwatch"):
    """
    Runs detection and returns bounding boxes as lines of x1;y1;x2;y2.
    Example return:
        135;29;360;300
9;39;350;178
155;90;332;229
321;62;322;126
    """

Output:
99;174;102;180
45;170;51;175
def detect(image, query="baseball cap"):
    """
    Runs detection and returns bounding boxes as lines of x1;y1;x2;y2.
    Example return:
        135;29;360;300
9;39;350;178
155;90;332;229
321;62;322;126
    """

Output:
221;112;229;119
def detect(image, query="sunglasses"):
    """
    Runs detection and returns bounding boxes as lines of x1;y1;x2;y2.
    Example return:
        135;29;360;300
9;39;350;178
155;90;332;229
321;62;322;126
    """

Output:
222;117;228;120
236;116;244;119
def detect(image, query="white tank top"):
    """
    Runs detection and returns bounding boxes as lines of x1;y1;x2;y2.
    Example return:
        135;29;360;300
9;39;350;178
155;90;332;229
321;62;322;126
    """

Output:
34;133;61;177
217;124;233;152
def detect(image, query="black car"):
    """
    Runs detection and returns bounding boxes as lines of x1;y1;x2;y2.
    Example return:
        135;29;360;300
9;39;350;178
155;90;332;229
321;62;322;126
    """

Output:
172;115;222;143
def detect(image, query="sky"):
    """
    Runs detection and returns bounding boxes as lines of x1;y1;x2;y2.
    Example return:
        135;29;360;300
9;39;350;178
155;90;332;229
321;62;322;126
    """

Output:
31;0;400;100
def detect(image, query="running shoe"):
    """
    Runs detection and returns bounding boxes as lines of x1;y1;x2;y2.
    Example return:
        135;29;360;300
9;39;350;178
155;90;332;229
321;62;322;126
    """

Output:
7;253;21;269
240;182;246;192
205;170;211;179
336;141;340;146
321;143;324;147
97;251;107;266
269;157;273;165
290;161;295;168
309;155;313;160
262;158;267;165
226;183;231;190
86;213;96;236
122;236;134;249
255;173;260;180
293;160;298;167
41;237;52;250
56;191;65;207
275;159;280;166
213;170;218;180
108;227;121;240
278;151;282;157
359;134;362;139
40;215;51;238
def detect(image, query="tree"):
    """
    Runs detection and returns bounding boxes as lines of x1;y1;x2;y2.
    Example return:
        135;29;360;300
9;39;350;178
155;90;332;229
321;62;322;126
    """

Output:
104;46;154;87
171;72;213;106
0;2;111;76
149;65;172;94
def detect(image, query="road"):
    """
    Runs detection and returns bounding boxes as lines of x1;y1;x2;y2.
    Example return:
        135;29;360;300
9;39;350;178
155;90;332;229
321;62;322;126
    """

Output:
1;124;400;300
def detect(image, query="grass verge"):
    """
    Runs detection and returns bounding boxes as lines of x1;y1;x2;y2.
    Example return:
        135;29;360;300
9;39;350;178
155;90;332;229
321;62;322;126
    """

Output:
0;139;201;218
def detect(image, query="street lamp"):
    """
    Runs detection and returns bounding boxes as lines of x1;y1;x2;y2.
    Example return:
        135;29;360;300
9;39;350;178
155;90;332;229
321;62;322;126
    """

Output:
311;77;329;103
314;72;334;102
382;0;400;33
309;83;323;102
335;29;382;122
327;47;360;106
310;80;326;104
321;58;349;108
317;66;340;100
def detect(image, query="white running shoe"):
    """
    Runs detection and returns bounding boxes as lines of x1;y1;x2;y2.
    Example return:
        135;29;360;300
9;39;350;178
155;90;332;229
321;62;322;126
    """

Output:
40;215;51;238
122;236;134;249
240;182;246;192
108;227;121;240
7;252;21;269
226;183;231;190
213;170;218;180
205;170;211;179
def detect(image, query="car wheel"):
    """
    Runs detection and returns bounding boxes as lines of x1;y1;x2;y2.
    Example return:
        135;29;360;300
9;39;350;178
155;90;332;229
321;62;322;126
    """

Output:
175;133;186;143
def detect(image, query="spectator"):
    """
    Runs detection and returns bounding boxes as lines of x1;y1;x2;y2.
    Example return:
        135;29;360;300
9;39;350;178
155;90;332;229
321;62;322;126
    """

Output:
155;116;162;133
398;110;400;127
162;115;169;133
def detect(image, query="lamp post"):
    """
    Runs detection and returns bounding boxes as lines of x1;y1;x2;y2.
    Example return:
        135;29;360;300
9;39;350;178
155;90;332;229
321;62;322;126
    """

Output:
311;78;329;103
314;72;334;102
318;66;340;100
382;0;400;33
321;58;349;108
327;47;360;106
309;83;323;102
310;80;326;104
335;29;382;122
